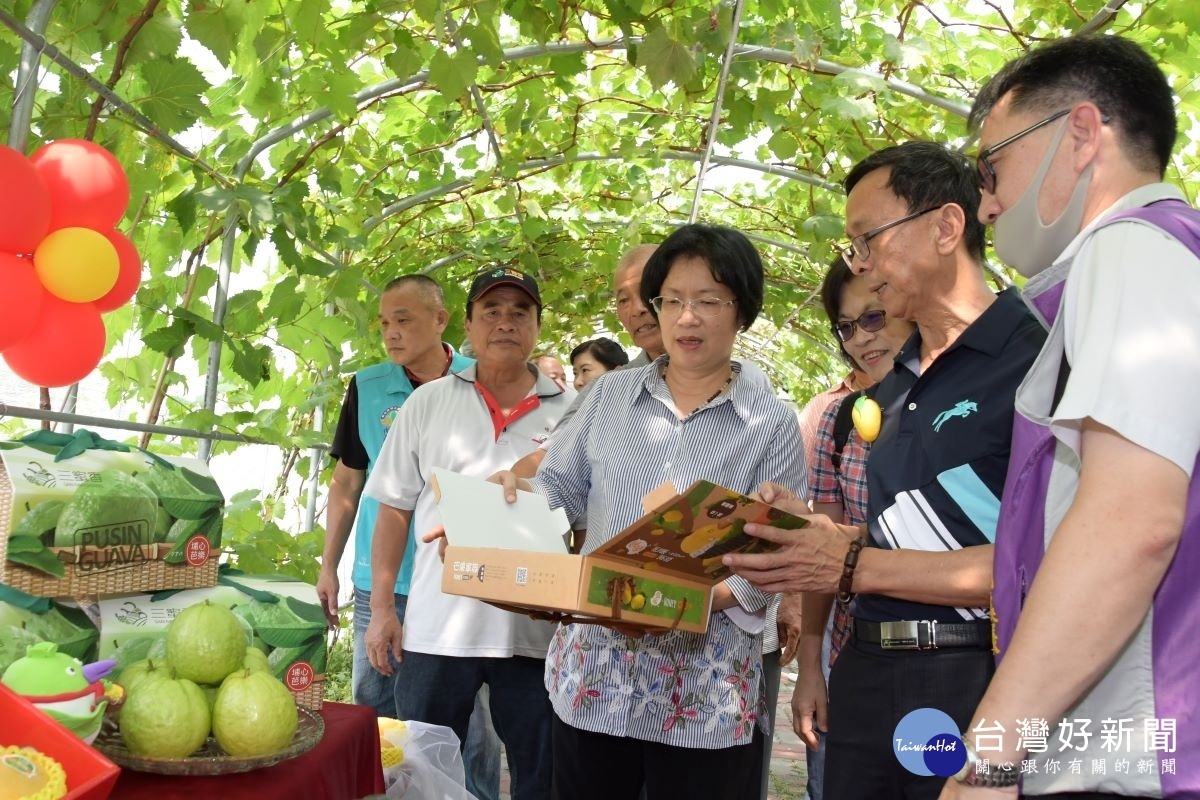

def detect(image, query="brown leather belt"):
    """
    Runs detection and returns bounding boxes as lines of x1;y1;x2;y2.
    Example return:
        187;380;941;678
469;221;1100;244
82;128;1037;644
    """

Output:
854;618;990;650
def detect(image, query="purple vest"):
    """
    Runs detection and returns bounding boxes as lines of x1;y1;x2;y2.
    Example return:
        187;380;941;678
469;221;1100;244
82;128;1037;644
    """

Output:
992;199;1200;795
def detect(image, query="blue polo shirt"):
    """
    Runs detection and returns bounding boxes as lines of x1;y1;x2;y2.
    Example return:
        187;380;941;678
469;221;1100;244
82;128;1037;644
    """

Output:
330;348;473;594
856;288;1045;624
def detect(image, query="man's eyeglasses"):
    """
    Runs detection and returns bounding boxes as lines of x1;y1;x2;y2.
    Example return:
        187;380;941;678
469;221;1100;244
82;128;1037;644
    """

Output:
839;206;941;268
649;296;737;317
975;109;1070;195
833;309;888;343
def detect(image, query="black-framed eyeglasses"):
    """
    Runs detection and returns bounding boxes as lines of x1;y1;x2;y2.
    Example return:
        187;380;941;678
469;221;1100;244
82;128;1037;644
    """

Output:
649;296;737;317
833;309;888;343
839;206;941;268
975;109;1070;194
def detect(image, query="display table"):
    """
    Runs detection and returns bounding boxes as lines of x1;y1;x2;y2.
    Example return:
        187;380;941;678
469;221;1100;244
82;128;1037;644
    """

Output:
109;702;385;799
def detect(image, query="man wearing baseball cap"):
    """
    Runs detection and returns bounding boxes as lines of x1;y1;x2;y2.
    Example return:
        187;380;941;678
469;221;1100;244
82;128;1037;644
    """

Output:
364;266;569;800
468;266;543;306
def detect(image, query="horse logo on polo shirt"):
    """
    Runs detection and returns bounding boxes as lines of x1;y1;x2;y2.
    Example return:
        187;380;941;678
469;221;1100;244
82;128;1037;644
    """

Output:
932;400;979;432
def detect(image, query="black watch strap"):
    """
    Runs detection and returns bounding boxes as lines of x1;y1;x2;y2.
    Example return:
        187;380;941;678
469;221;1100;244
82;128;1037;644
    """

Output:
955;740;1020;788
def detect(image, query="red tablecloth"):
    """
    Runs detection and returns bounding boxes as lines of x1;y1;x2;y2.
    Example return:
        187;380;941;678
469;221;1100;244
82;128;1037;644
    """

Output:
108;702;385;800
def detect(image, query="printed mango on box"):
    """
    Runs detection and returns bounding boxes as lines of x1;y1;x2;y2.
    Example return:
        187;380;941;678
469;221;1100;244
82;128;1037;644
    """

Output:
0;432;223;597
95;573;327;709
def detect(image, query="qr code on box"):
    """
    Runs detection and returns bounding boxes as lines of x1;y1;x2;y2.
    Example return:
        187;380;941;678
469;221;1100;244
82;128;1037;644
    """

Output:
515;567;528;585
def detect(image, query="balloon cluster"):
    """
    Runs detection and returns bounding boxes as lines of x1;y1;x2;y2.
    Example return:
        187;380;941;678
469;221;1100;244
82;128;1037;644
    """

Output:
0;140;139;387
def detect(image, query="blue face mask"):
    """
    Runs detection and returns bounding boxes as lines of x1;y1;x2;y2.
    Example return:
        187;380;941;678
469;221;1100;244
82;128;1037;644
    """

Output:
993;118;1093;278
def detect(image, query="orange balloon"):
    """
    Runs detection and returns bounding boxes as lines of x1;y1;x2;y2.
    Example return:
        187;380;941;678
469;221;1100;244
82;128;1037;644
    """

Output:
30;139;130;231
2;295;106;388
33;227;119;303
0;253;47;349
0;145;51;254
93;230;142;312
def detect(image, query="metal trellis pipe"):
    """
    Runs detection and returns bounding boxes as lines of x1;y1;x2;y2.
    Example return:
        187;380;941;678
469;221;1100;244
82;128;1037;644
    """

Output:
0;403;319;449
362;150;841;235
6;0;55;153
689;0;746;224
0;6;230;183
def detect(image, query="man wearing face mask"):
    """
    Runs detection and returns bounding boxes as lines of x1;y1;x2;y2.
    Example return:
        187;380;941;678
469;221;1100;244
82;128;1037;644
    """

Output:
940;37;1200;797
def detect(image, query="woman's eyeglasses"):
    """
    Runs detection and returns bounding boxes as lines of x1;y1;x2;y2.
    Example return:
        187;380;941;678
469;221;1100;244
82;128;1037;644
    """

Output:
649;296;737;317
833;309;887;343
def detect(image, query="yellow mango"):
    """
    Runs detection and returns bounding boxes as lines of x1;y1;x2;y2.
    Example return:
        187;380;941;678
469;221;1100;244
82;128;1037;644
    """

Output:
852;396;882;443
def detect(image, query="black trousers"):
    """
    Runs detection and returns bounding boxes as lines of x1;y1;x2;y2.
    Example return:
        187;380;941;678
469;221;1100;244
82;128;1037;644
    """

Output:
759;649;782;800
823;635;995;800
551;715;763;800
395;652;551;800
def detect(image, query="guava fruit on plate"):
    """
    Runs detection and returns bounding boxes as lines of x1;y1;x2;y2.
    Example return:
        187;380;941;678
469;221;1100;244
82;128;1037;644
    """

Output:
213;669;298;757
94;706;323;775
166;600;247;685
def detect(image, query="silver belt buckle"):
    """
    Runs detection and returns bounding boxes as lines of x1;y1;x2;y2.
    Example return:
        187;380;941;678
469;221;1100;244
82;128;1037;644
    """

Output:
879;620;937;650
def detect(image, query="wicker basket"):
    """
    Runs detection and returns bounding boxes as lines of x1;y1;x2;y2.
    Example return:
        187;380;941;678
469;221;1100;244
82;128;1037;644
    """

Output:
1;462;218;598
291;676;326;711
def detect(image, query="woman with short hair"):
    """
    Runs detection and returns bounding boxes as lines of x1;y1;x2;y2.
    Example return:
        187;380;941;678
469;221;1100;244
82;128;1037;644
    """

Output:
492;223;806;800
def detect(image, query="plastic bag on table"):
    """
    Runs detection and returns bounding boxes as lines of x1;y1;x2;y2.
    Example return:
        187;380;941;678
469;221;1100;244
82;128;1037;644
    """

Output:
378;718;475;799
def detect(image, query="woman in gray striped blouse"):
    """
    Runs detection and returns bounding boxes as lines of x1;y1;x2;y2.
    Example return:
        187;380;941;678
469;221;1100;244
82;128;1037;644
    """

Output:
492;223;807;800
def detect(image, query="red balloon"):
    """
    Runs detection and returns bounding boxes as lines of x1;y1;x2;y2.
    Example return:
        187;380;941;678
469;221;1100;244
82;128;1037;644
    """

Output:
0;144;52;254
2;295;106;388
93;230;142;312
0;252;47;349
29;139;130;232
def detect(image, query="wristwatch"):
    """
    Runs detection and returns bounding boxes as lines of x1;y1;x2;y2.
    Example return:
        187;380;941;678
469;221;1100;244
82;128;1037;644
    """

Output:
954;739;1020;788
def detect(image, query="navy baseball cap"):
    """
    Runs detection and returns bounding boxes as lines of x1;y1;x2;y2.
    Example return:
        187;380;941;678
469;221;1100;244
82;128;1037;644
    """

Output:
467;267;542;309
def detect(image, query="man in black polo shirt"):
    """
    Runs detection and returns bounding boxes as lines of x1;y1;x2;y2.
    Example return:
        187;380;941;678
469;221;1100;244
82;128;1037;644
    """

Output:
726;142;1046;799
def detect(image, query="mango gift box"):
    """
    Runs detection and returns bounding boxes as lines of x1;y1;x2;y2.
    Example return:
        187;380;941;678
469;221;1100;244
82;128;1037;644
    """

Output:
434;469;808;634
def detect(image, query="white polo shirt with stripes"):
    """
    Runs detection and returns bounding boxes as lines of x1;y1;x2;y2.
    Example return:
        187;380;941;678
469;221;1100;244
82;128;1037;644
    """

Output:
365;363;572;659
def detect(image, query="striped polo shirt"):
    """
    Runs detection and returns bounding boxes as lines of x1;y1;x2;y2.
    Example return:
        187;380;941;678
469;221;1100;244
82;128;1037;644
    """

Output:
531;357;807;749
855;288;1045;624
